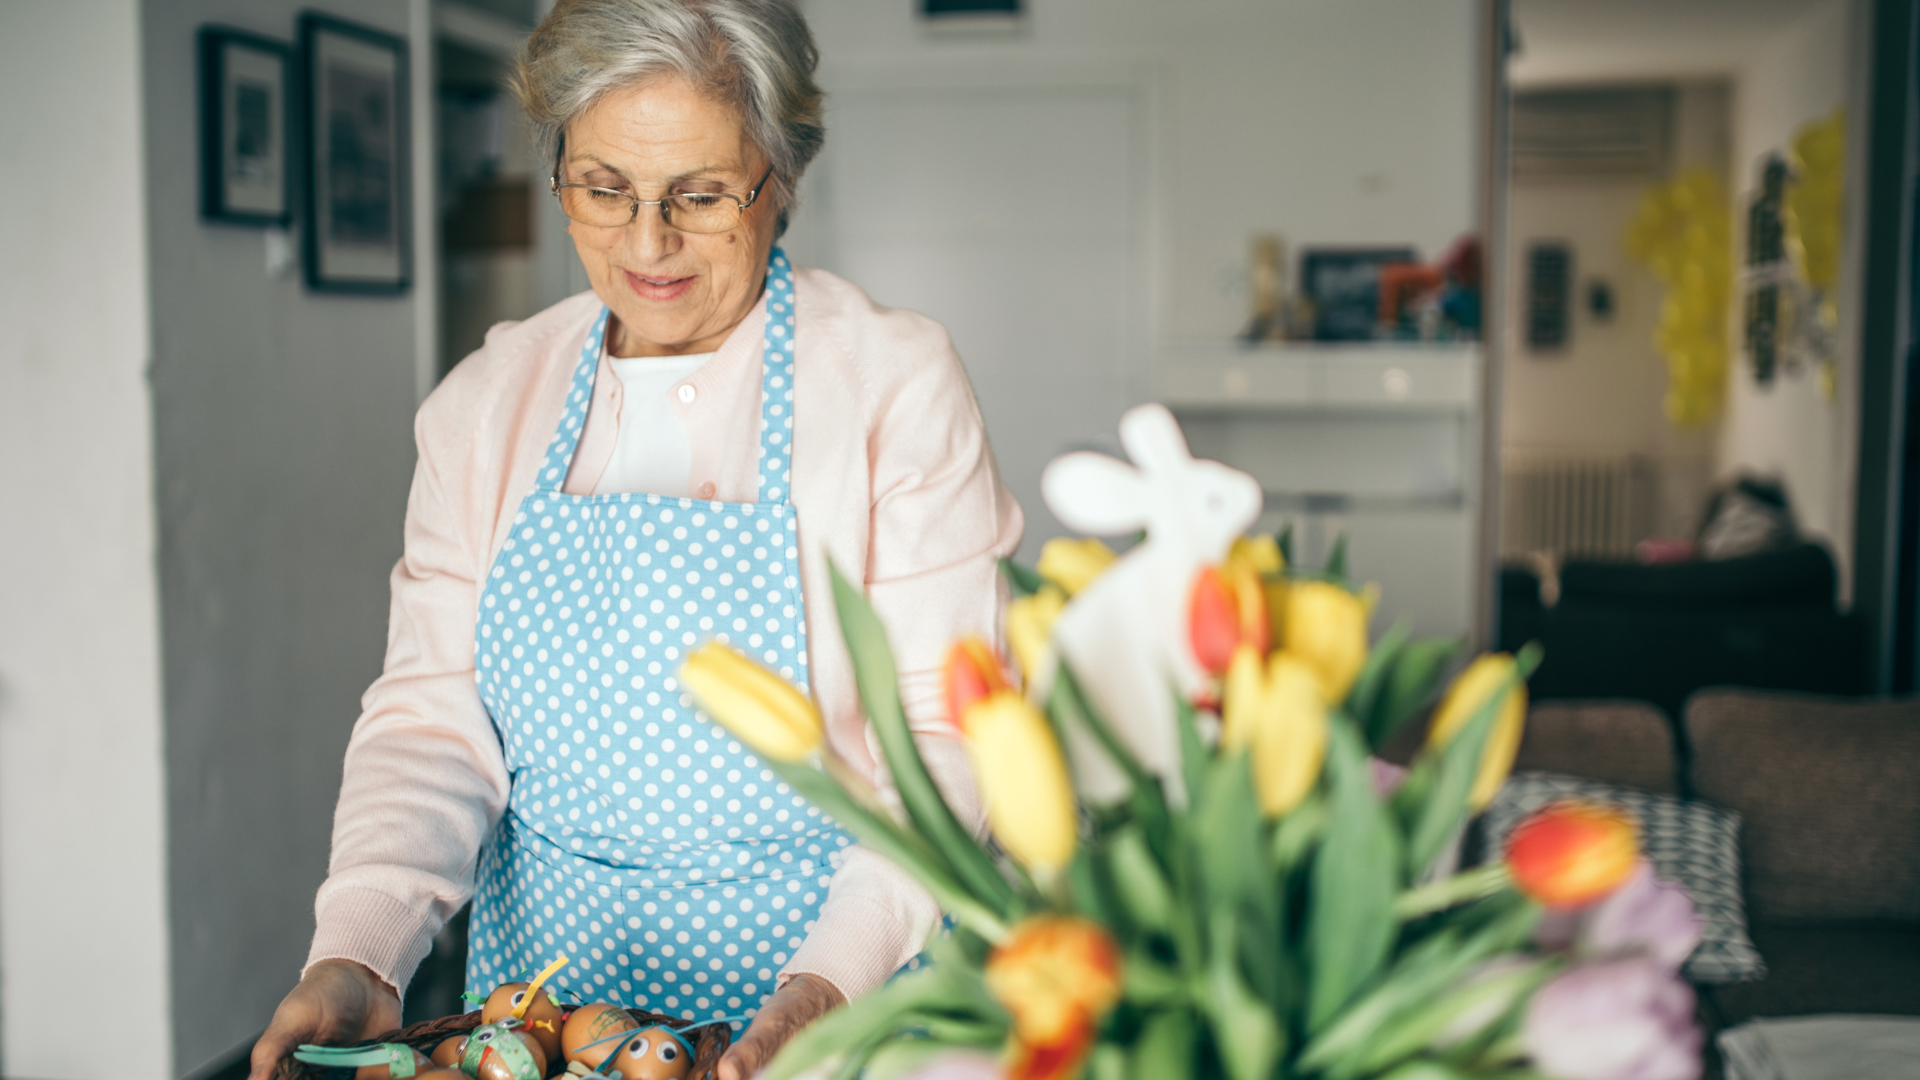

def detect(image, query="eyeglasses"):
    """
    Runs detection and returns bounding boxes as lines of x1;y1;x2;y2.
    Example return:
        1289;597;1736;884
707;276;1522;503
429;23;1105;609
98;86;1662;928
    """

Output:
551;163;775;234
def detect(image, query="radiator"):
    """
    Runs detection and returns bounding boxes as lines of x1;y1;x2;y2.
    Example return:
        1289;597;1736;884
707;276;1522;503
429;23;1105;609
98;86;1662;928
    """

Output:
1501;453;1656;559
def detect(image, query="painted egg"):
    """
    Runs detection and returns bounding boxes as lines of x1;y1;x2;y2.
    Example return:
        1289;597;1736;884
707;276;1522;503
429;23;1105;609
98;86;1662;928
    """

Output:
608;1026;693;1080
461;1021;549;1080
481;981;567;1060
355;1047;433;1080
561;1002;640;1068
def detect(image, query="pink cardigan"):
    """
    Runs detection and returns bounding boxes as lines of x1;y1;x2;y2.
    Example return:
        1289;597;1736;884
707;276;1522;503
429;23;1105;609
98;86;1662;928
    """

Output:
307;268;1023;1002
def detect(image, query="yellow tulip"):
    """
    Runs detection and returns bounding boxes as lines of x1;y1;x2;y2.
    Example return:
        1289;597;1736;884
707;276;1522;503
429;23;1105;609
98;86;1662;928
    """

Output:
1228;535;1284;577
1252;654;1329;817
1220;647;1328;816
1036;537;1117;596
1426;653;1528;809
985;915;1123;1046
679;641;824;762
960;692;1078;872
1277;580;1372;702
1007;585;1067;682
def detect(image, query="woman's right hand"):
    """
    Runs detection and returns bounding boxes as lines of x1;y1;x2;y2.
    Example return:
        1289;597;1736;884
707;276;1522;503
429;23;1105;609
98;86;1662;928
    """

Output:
248;959;402;1080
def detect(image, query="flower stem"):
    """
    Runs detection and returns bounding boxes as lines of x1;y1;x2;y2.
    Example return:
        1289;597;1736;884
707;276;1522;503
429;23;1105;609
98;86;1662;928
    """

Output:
1392;863;1513;920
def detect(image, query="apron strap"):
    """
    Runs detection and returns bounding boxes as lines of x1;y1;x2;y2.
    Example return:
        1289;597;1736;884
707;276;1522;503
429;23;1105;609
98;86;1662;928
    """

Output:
532;307;611;493
755;248;797;504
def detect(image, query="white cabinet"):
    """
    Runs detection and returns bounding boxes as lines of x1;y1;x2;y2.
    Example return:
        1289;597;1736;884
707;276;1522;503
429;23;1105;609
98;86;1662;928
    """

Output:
1158;342;1483;639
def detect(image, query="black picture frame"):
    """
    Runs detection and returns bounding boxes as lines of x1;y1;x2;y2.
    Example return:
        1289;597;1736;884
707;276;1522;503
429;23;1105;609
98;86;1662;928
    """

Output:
199;26;293;225
1301;247;1419;342
299;11;410;294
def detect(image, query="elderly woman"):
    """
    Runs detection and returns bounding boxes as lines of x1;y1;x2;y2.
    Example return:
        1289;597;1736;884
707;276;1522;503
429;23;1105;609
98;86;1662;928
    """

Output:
249;1;1020;1076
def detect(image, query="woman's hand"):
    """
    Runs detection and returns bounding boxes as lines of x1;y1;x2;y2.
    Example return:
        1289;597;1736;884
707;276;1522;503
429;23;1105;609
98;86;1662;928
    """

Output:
248;959;402;1080
717;973;845;1080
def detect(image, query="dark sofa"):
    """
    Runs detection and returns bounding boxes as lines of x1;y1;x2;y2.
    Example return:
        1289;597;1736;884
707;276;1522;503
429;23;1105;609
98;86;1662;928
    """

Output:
1498;545;1872;744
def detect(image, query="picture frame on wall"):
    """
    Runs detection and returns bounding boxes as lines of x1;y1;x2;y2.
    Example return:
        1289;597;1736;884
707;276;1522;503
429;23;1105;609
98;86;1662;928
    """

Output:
198;27;292;225
299;12;410;293
1301;247;1418;342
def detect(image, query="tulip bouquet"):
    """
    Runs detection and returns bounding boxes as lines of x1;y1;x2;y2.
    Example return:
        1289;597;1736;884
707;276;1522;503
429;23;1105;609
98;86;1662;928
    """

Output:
679;419;1703;1080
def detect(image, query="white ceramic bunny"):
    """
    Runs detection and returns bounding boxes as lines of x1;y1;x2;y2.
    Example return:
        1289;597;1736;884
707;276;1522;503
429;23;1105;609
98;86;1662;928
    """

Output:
1040;403;1263;807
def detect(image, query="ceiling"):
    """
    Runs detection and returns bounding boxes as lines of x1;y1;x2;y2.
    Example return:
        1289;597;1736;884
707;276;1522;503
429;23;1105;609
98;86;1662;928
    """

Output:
1509;0;1839;86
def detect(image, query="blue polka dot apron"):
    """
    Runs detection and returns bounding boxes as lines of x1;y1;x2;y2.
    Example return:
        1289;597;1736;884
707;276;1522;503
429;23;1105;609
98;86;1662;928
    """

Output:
466;249;852;1024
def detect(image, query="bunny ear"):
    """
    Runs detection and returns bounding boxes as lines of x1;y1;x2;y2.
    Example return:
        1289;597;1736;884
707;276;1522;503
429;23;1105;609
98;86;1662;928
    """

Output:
1118;404;1195;475
1043;452;1151;535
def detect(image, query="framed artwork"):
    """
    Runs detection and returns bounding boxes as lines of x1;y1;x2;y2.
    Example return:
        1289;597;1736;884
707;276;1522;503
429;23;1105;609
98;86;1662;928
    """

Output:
1526;241;1573;352
299;12;410;293
1301;247;1418;341
199;27;292;225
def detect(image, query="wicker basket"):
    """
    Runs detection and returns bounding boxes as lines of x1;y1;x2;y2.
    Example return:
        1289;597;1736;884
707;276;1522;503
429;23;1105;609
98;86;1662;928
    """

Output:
272;1008;733;1080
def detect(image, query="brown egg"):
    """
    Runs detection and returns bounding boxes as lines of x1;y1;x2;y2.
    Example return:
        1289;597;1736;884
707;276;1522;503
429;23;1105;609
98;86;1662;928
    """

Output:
461;1024;548;1080
607;1026;693;1080
354;1047;433;1080
413;1071;466;1080
430;1036;465;1069
481;982;567;1061
561;1002;641;1068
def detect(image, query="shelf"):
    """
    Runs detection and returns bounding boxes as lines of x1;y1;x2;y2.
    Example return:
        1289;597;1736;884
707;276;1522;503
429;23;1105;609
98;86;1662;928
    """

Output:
1155;340;1481;412
1262;489;1467;515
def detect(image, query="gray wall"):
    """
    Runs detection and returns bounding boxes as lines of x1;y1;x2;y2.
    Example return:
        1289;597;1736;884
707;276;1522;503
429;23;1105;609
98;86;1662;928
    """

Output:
141;2;422;1073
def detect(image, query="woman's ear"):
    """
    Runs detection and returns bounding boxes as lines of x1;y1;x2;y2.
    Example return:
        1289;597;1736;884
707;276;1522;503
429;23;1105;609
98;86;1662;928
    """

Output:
1042;453;1150;536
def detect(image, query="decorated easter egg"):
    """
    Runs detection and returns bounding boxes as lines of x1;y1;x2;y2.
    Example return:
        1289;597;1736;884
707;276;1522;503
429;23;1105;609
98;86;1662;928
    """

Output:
561;1002;640;1068
608;1026;693;1080
460;1021;548;1080
481;981;566;1060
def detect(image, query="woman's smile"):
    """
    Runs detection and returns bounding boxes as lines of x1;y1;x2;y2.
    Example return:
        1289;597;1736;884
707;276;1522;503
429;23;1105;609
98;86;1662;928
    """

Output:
623;268;697;302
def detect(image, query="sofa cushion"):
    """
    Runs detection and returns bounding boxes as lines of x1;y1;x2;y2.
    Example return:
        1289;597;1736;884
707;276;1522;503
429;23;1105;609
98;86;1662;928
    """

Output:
1513;699;1679;795
1706;921;1920;1026
1486;771;1764;983
1687;689;1920;922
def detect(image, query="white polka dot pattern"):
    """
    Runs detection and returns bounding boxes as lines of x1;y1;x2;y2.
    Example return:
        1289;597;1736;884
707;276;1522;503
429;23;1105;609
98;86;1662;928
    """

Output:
465;249;848;1025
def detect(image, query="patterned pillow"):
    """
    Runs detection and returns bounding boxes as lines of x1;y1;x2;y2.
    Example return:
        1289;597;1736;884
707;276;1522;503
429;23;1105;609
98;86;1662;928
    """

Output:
1484;771;1765;984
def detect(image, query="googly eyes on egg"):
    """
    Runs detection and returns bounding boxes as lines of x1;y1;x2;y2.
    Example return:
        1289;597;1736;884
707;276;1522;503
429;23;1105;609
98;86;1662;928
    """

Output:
657;1042;680;1064
625;1036;650;1059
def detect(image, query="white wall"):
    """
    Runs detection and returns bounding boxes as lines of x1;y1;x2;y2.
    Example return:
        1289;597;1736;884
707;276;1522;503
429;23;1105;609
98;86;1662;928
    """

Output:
792;0;1481;565
1718;0;1863;582
0;2;175;1078
138;2;423;1073
1501;83;1729;537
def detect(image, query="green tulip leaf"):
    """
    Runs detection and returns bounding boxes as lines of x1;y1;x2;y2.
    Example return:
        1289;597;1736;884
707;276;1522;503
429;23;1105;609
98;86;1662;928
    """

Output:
1325;533;1350;582
1372;636;1466;748
1130;1009;1200;1080
1000;557;1046;598
1107;825;1175;934
829;563;1017;913
1345;619;1411;746
1203;913;1286;1080
1305;717;1403;1033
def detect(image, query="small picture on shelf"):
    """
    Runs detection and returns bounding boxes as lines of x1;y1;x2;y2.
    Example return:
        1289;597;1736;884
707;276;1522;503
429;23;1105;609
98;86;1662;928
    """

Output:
1301;247;1418;341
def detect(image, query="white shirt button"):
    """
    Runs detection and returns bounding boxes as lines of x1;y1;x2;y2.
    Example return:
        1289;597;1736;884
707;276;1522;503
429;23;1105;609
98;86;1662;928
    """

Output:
677;383;697;404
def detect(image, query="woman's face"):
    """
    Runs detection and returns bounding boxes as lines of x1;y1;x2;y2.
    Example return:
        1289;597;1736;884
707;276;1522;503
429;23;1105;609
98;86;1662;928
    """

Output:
561;75;780;357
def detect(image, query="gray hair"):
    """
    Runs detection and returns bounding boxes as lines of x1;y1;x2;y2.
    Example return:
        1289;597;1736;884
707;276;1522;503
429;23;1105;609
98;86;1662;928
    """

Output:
515;0;825;232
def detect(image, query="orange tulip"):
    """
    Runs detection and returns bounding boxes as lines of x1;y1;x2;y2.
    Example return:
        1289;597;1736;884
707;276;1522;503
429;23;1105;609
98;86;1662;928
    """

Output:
1006;1012;1097;1080
985;916;1124;1048
944;638;1010;728
1506;801;1641;908
1190;562;1270;675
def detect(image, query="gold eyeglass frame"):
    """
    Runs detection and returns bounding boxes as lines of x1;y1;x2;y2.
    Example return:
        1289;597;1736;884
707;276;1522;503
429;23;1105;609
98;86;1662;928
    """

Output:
550;155;776;234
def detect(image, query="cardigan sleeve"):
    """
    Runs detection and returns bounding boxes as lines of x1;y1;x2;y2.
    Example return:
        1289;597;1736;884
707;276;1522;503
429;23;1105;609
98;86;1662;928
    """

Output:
304;390;514;997
779;307;1024;999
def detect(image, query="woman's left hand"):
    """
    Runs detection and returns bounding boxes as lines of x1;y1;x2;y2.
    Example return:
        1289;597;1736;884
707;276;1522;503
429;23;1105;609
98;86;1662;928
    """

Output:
717;973;846;1080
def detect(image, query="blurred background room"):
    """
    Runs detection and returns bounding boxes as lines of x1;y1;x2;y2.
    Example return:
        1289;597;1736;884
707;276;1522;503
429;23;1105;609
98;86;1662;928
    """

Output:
2;0;1915;1077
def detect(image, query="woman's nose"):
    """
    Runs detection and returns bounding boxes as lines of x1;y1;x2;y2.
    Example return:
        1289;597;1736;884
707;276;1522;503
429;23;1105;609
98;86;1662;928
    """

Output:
622;205;681;261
